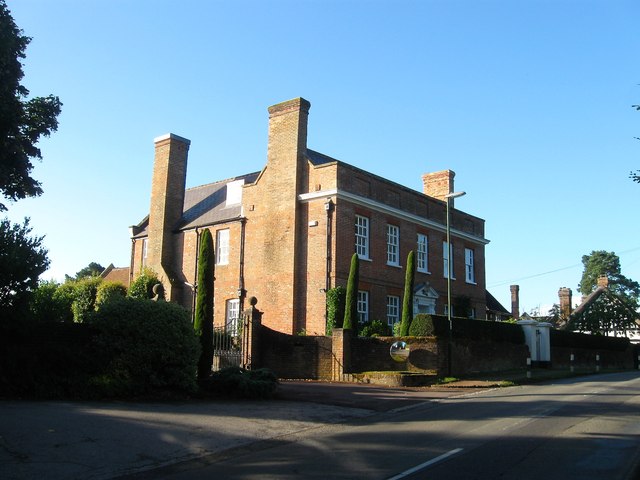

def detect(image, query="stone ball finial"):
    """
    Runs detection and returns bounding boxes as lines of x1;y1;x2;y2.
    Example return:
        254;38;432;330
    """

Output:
152;283;165;301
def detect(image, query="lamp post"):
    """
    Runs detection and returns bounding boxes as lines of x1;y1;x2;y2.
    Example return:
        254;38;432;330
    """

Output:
445;191;466;376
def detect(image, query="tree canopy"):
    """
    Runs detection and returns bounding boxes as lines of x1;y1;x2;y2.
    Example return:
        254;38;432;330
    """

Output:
0;0;62;211
67;262;105;281
578;250;640;300
0;217;49;312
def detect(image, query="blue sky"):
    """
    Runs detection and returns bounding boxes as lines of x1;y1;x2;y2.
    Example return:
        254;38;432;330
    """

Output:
6;0;639;314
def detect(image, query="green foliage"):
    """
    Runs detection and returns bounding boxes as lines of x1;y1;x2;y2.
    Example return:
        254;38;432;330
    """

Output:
0;320;100;398
0;217;49;316
0;1;62;211
343;253;359;330
551;328;630;351
29;279;71;322
326;286;346;335
199;367;278;399
408;313;435;336
579;250;640;299
358;319;392;337
399;250;415;336
95;281;127;310
70;276;102;323
392;321;402;337
431;314;525;344
128;267;163;300
194;228;215;378
69;262;104;281
88;298;199;397
52;281;76;323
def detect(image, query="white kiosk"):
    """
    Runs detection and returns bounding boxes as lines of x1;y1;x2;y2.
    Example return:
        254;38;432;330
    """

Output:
517;320;552;366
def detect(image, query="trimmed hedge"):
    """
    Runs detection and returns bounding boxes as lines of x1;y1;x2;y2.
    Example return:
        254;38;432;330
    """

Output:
550;329;630;351
88;298;200;397
199;367;278;399
432;315;525;344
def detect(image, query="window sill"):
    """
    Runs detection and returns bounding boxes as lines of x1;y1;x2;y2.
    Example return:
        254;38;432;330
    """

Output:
387;263;402;269
417;270;431;275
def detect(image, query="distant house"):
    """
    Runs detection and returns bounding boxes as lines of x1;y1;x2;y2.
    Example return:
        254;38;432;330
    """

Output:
100;264;130;287
486;290;511;321
559;276;640;342
127;98;491;335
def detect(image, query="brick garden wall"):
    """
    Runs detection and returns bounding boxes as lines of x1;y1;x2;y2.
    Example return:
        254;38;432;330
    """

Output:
257;326;333;379
550;346;635;370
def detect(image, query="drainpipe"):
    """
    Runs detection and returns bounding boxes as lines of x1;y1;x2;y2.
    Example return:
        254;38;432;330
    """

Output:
238;217;247;313
324;199;334;327
324;199;333;293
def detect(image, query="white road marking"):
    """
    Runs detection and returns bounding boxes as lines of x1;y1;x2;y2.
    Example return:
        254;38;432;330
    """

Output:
386;448;464;480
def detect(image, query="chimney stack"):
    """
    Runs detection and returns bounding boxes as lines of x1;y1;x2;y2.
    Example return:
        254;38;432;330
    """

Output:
422;170;455;204
147;133;190;300
597;275;609;289
558;287;573;320
510;285;520;320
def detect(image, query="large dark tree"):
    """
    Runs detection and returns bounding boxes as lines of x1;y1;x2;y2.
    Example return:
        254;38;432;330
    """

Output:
194;228;214;378
578;250;640;301
68;262;105;281
0;217;49;313
0;1;62;211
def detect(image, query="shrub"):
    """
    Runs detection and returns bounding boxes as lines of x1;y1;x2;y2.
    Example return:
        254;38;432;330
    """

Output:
194;228;214;378
71;276;102;323
29;280;71;322
408;313;435;336
128;267;163;300
359;319;392;337
88;298;200;397
343;253;359;330
326;286;346;335
199;367;278;399
400;250;415;336
95;281;127;310
52;281;76;323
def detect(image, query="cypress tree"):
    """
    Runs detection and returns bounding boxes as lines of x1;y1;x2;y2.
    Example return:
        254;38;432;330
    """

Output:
194;229;215;378
399;250;415;336
343;253;359;330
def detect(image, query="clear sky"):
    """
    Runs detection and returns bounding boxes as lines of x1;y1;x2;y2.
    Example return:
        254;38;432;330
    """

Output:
5;0;639;315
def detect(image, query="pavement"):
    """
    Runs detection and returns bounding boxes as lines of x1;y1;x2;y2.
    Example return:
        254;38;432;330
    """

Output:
0;380;493;480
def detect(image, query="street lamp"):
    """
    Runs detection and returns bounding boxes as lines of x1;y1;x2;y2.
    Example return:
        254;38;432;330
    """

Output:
445;191;466;376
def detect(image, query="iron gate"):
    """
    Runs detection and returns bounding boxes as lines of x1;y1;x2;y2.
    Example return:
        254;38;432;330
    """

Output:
212;311;250;371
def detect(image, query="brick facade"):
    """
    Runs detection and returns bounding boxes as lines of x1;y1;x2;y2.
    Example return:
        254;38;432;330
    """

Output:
130;98;489;335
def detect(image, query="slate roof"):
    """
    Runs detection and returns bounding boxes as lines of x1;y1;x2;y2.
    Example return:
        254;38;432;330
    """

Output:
131;172;260;238
486;290;510;316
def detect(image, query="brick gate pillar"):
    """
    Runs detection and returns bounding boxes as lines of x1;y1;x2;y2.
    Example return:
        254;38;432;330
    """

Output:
331;328;353;381
242;296;262;369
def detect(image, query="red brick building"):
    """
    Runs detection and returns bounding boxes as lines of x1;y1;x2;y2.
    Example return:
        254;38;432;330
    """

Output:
130;98;489;335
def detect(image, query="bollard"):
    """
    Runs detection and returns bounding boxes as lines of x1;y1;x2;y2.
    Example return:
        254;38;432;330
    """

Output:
638;355;640;371
526;357;532;379
596;354;600;372
570;353;575;373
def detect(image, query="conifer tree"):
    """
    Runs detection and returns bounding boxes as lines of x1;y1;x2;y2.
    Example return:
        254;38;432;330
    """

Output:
343;253;359;330
399;250;415;336
194;229;214;378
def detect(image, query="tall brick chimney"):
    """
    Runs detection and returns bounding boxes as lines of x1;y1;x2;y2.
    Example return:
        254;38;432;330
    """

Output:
510;285;520;320
558;287;572;320
423;170;455;203
242;98;311;334
147;133;190;300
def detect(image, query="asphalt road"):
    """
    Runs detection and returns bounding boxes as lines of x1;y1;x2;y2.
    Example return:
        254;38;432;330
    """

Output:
126;372;640;480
